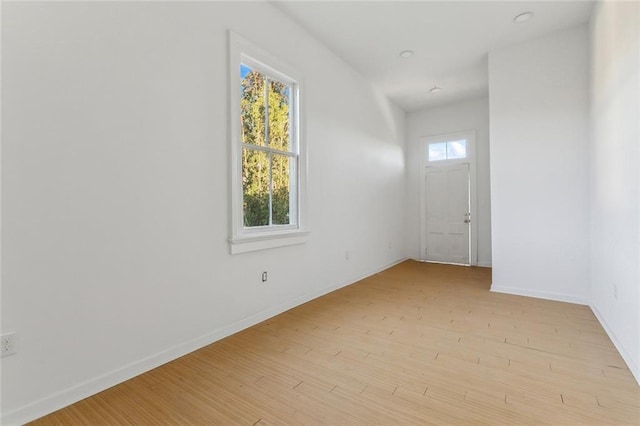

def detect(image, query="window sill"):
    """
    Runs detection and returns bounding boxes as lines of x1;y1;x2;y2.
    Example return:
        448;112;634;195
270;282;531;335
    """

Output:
229;230;309;254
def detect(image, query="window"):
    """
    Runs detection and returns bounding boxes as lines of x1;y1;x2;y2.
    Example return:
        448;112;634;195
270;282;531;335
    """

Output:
229;33;307;254
428;139;467;162
240;64;297;227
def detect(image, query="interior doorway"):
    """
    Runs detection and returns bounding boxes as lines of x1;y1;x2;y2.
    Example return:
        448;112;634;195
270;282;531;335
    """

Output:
420;131;477;266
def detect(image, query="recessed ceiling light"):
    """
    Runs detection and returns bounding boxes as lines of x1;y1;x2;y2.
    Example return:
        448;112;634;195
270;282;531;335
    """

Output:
399;50;414;58
513;12;534;23
429;86;442;94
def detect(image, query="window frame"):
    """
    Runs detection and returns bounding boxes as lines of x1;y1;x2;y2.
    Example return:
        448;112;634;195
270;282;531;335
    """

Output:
427;139;469;163
228;32;307;254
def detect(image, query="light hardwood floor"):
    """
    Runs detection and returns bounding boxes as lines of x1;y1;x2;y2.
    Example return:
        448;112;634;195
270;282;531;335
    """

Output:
31;261;640;425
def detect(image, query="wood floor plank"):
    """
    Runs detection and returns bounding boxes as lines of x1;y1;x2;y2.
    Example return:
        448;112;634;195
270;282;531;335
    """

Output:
30;261;640;425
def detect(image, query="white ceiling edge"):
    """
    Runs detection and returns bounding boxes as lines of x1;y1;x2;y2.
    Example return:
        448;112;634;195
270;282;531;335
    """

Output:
271;0;594;113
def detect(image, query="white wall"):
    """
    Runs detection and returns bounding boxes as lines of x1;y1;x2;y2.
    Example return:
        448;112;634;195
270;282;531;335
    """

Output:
588;0;640;382
0;3;407;423
406;97;492;266
488;26;590;303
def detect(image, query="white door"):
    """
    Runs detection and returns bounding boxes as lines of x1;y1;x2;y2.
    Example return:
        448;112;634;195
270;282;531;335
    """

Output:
424;163;470;265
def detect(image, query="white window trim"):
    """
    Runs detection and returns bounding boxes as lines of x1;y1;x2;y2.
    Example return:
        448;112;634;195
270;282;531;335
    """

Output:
228;31;308;254
427;139;469;163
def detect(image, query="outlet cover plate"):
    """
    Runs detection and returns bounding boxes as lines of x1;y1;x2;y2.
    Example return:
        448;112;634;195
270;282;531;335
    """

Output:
1;333;17;357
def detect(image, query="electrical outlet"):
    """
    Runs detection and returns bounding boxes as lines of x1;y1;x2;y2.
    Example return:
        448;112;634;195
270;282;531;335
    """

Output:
345;251;350;260
1;333;17;357
261;271;268;282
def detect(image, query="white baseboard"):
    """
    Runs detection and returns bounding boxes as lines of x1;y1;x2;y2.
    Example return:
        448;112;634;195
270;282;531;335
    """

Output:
490;285;589;306
476;261;492;268
590;304;640;386
1;257;408;426
489;285;640;384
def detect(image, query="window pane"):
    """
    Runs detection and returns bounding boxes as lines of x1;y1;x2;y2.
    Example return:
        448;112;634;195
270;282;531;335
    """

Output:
272;154;296;225
428;142;447;161
268;79;291;152
447;140;467;159
242;148;269;227
240;65;266;147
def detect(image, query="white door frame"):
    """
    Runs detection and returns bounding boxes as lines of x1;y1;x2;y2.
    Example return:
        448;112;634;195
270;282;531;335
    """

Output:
420;130;478;266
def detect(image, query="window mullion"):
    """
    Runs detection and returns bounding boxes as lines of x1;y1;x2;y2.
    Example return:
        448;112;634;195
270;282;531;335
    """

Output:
264;77;272;226
264;77;269;148
268;152;273;226
242;143;294;156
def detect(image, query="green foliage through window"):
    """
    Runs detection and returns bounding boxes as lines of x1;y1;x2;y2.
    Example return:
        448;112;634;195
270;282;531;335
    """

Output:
240;64;296;228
